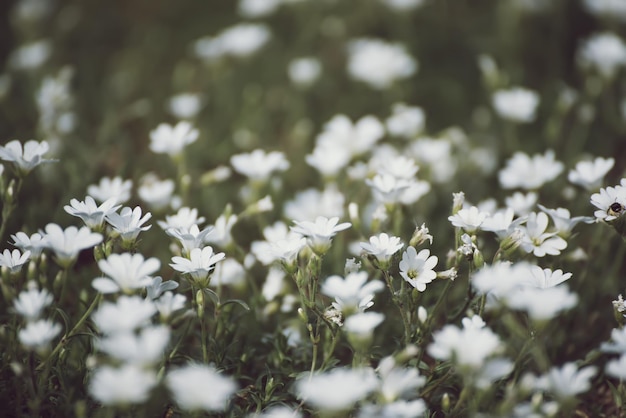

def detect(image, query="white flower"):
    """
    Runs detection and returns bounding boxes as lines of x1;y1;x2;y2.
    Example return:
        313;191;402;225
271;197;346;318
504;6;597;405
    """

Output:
344;312;385;336
590;185;626;221
230;149;290;181
64;196;120;229
105;206;152;243
0;249;30;273
149;121;199;157
153;291;187;320
519;212;567;257
252;406;303;418
506;285;578;321
158;207;206;231
146;276;179;300
211;258;245;287
366;173;413;205
265;236;307;265
284;186;345;222
87;176;132;204
11;231;46;257
537;204;595;236
568;157;614;191
481;208;525;238
238;0;282;18
0;139;52;175
523;265;572;289
92;296;157;334
582;0;626;22
492;87;540;123
600;327;626;354
205;213;238;248
360;233;404;264
288;57;322;87
42;223;103;267
18;319;61;353
195;23;271;61
399;247;438;292
97;325;170;366
376;357;426;402
167;92;203;119
427;315;503;370
578;32;626;79
305;141;351;177
385;103;425;138
291;216;351;255
13;285;52;321
92;253;160;294
505;191;538;216
537;363;597;400
407;137;456;183
9;39;51;70
347;38;417;89
166;364;238;412
166;224;214;254
322;271;385;314
89;364;158;406
499;150;564;190
359;399;428;418
137;174;176;210
448;206;489;233
296;367;379;411
606;353;626;380
474;358;514;389
380;0;426;12
170;246;225;284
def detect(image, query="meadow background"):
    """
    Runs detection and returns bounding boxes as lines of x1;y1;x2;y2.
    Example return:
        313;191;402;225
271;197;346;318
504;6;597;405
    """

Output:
1;0;626;417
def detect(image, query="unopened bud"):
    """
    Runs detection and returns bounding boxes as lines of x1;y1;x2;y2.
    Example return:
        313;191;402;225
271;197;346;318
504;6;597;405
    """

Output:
452;192;465;214
409;223;433;247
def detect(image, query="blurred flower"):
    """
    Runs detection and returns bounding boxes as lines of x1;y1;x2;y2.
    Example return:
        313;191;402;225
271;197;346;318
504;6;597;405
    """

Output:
0;249;30;274
568;157;614;191
9;39;51;70
146;276;179;300
366;173;412;206
506;285;578;321
499;150;563;190
18;319;61;354
359;399;428;418
153;291;187;320
399;247;438;292
92;296;157;334
106;206;152;244
288;57;322;87
347;38;417;89
344;312;385;347
427;316;503;371
448;206;489;233
537;205;595;237
205;213;238;248
407;137;456;183
138;174;176;210
481;208;525;239
505;191;538;216
170;246;225;285
600;327;626;353
296;367;379;411
13;285;52;321
238;0;281;17
606;353;626;380
92;253;160;294
385;103;425;138
251;405;303;418
0;139;52;175
231;149;290;181
360;233;404;265
519;212;567;257
64;196;120;230
167;92;203;119
42;223;103;268
492;87;539;123
536;362;597;400
166;363;238;412
376;356;426;402
582;0;626;21
291;216;351;255
158;207;205;231
149;121;199;157
211;258;246;287
89;364;157;406
284;185;345;222
474;358;514;389
578;32;626;79
523;265;572;289
87;176;132;204
97;325;170;366
11;231;46;258
590;185;626;222
322;271;385;314
195;23;271;61
380;0;426;11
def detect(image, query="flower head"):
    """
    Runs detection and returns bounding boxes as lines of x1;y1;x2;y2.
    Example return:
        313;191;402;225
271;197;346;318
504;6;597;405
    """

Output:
578;32;626;79
499;150;564;190
89;364;158;406
519;212;567;257
296;367;378;411
149;121;199;157
92;253;160;294
492;87;539;123
42;223;103;268
537;363;597;400
19;319;61;354
87;176;132;204
96;325;170;366
166;363;238;412
230;149;290;181
399;247;438;292
0;249;31;273
105;206;152;245
11;232;46;258
568;157;614;191
448;206;489;233
13;285;53;321
360;233;404;266
0;139;52;175
322;271;385;314
170;246;225;286
291;216;351;255
591;185;626;222
92;296;157;334
347;38;417;89
64;196;120;230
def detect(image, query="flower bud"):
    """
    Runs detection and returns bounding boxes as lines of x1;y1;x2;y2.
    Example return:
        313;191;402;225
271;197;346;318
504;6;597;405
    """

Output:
409;223;433;247
452;192;465;214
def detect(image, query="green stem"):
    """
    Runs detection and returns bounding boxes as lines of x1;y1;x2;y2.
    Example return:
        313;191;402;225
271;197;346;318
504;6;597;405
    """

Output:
38;292;102;371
